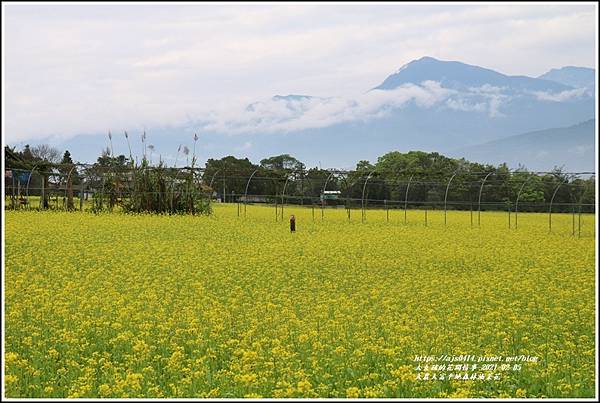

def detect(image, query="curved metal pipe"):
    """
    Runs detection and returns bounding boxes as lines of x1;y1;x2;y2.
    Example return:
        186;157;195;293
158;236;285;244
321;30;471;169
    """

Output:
280;170;302;219
243;169;258;217
477;172;494;227
361;171;376;223
321;171;336;219
444;171;459;225
403;174;414;224
64;165;78;209
514;176;534;229
548;177;569;232
25;163;40;209
209;169;221;190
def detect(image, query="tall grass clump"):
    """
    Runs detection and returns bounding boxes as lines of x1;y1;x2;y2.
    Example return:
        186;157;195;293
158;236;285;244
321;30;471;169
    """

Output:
90;131;212;215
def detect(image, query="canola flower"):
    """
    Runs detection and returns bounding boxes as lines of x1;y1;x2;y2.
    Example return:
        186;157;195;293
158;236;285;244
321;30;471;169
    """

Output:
4;205;596;398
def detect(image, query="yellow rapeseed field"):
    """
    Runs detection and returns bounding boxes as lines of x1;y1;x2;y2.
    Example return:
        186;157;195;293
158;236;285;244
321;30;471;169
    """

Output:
4;205;596;398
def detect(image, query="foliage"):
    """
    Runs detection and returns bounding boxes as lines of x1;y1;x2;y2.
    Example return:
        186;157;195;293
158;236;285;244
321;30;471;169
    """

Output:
4;146;595;213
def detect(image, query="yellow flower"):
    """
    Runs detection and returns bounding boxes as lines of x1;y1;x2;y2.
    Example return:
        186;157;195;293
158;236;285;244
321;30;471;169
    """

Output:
3;206;595;398
98;384;111;397
516;388;527;398
5;375;18;384
346;387;360;398
48;348;59;359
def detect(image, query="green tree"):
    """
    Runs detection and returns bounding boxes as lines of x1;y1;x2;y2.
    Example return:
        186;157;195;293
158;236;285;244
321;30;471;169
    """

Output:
59;150;77;210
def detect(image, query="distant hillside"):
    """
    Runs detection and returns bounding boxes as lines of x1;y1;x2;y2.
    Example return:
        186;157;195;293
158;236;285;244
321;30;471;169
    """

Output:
374;56;572;93
538;66;595;95
451;119;595;171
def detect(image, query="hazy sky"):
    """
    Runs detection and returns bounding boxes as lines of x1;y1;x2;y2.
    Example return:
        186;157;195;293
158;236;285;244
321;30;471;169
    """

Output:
3;2;597;144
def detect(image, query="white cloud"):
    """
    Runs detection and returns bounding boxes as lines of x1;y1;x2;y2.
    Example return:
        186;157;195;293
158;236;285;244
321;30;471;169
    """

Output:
530;87;588;102
445;98;487;113
199;81;454;134
467;84;507;94
197;80;523;134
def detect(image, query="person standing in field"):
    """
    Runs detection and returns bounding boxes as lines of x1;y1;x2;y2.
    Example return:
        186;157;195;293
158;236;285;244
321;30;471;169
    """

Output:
290;214;296;233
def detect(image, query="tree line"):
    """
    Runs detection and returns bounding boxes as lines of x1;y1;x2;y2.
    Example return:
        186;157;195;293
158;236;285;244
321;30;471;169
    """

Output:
4;143;596;213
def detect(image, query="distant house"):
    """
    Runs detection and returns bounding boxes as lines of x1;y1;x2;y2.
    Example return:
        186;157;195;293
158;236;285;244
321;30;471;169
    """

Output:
239;195;269;203
320;190;341;205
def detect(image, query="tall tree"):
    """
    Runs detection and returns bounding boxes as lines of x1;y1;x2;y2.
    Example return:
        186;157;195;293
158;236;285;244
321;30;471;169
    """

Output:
60;150;76;210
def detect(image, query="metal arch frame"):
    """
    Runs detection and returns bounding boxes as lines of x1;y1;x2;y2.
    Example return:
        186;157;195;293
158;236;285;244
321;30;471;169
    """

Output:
575;174;594;237
548;176;570;232
381;173;404;223
320;171;336;219
205;168;222;206
10;166;16;209
47;168;66;208
280;172;293;219
361;170;376;223
443;170;460;225
98;155;118;211
477;172;494;227
167;167;189;212
280;169;305;219
338;172;357;221
514;175;535;229
193;168;210;210
403;174;414;224
566;179;580;236
243;169;259;217
63;165;79;210
25;163;41;209
78;165;87;211
209;169;221;190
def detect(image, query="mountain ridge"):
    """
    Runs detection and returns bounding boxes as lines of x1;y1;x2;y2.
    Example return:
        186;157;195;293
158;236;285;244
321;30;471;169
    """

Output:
450;119;596;171
373;56;575;93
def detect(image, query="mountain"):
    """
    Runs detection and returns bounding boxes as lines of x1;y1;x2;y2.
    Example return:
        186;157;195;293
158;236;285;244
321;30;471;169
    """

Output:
538;66;595;95
25;57;596;171
450;119;596;171
374;56;571;93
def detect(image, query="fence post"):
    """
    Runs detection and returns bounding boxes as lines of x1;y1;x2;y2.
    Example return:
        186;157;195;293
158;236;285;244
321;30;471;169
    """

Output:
80;180;84;210
578;205;582;237
548;179;567;233
444;172;458;226
243;169;258;218
424;207;428;227
41;176;45;209
572;204;575;236
385;199;389;222
11;172;16;209
478;172;493;227
514;178;530;230
404;175;413;224
361;171;375;224
470;202;473;228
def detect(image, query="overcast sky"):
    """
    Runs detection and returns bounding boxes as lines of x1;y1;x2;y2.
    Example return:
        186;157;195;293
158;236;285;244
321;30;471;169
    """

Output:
3;2;597;144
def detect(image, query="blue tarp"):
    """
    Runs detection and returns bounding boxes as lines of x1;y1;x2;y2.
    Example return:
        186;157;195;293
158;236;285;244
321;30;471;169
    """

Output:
9;170;31;185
